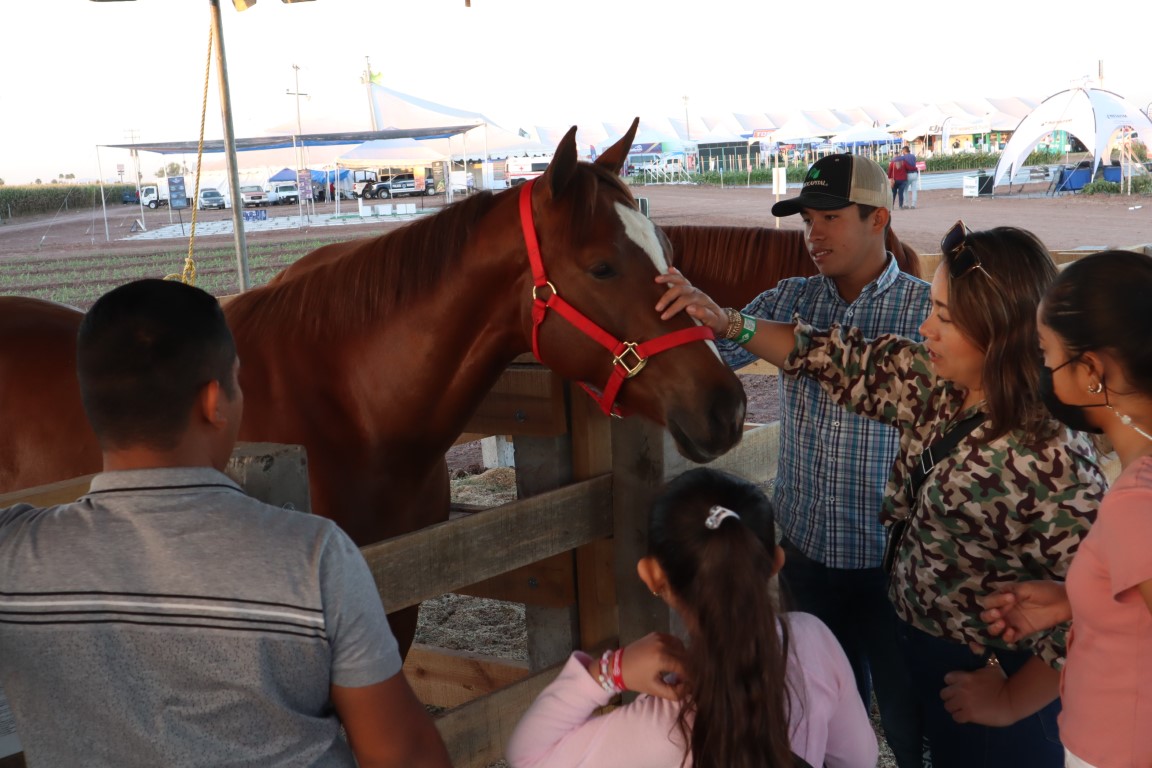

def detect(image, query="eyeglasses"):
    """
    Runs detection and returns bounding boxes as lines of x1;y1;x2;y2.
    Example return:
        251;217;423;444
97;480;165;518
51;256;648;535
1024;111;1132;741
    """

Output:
940;220;990;280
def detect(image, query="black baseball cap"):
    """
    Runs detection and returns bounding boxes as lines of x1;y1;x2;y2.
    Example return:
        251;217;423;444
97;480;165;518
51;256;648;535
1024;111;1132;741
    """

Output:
771;154;893;217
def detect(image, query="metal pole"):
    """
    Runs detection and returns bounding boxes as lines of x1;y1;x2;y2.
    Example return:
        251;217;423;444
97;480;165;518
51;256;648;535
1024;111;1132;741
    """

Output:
208;0;250;292
96;146;110;242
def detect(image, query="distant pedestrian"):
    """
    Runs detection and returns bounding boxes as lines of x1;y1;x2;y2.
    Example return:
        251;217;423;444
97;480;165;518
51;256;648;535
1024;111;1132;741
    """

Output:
900;145;919;208
888;154;909;209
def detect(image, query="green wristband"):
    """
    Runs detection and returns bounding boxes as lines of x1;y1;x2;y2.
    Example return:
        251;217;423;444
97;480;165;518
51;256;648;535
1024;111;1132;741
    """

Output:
735;314;757;345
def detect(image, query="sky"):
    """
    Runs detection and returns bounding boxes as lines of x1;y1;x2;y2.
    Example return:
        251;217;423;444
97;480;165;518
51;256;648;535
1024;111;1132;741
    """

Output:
3;0;1151;184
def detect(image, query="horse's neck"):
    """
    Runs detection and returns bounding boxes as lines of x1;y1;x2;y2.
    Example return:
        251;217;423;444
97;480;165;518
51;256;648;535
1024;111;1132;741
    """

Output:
348;236;533;456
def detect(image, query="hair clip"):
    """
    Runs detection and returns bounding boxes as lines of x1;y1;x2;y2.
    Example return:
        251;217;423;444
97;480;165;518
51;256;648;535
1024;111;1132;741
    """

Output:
705;505;740;529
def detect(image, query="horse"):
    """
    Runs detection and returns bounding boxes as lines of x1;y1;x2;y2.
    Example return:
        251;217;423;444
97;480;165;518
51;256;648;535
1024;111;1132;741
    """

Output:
0;119;748;654
661;225;922;309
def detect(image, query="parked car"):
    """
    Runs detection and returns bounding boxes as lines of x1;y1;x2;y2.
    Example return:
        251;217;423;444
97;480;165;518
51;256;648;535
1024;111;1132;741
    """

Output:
239;185;269;207
198;188;227;210
121;190;139;204
364;173;435;199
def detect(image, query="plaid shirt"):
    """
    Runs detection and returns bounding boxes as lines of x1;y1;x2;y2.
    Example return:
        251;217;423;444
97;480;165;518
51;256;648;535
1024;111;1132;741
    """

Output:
719;255;931;569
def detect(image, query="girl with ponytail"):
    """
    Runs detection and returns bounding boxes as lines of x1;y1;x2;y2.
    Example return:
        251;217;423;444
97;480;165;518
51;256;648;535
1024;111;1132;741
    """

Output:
506;467;876;768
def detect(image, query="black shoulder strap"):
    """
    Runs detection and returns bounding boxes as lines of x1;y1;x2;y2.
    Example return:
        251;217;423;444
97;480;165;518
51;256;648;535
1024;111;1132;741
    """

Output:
907;412;984;498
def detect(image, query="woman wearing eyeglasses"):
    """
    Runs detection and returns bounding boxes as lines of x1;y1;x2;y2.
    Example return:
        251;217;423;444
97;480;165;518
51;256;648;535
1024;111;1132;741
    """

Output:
655;223;1106;768
980;250;1152;768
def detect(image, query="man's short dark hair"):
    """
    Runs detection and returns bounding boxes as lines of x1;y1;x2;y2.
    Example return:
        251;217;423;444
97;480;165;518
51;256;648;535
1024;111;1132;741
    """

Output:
78;279;236;451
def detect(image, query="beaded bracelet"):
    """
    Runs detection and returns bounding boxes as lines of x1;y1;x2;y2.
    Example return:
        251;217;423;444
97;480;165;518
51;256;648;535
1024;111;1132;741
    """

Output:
596;649;615;693
595;648;627;694
734;313;757;345
722;307;743;341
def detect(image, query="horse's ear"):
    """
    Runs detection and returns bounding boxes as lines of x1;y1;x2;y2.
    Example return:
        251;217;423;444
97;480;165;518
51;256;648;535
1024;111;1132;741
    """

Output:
595;117;639;175
542;126;579;198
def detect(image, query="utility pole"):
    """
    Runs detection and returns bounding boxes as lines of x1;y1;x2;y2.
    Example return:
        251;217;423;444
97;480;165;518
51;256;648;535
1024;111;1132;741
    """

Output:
364;55;378;130
682;95;690;141
286;64;310;218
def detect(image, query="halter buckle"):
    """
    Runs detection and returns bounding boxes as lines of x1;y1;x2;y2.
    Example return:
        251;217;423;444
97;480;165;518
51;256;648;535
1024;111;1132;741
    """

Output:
613;342;648;378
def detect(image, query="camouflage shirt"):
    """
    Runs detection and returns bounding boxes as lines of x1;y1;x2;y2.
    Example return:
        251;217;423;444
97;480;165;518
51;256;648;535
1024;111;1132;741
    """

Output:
783;321;1106;668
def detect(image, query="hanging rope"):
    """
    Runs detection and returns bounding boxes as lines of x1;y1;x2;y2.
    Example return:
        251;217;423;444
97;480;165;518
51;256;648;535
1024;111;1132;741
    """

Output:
166;23;213;285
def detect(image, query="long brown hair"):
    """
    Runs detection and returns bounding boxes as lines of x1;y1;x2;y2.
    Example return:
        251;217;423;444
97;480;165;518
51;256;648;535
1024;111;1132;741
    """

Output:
944;226;1058;442
648;468;794;768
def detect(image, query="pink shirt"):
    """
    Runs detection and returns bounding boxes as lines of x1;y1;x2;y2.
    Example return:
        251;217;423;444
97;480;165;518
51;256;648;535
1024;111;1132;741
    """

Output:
1061;456;1152;767
505;612;877;768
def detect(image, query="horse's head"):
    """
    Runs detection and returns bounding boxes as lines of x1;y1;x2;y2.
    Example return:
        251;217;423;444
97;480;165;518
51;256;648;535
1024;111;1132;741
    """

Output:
517;119;746;463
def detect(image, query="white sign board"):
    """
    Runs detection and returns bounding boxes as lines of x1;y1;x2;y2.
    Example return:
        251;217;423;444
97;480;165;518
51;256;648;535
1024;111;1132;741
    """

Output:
772;167;789;196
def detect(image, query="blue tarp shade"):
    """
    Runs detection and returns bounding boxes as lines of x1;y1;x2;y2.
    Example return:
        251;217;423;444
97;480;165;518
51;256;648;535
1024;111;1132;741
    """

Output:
268;168;338;183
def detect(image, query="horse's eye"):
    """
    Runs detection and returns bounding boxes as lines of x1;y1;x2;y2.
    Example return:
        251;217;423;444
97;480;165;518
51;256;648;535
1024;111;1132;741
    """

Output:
589;263;616;279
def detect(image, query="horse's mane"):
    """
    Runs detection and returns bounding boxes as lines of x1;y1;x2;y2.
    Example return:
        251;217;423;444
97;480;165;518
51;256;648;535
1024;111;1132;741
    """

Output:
225;190;503;339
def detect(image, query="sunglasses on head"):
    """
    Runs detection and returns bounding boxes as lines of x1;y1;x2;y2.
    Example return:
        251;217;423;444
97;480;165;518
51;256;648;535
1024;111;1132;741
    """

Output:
940;220;989;280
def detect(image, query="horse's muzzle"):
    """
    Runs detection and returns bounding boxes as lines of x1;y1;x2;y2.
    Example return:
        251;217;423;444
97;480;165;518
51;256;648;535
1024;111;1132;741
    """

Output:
666;386;747;463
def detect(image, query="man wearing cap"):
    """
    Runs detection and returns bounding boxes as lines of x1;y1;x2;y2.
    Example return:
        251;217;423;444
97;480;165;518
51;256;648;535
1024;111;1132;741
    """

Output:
659;154;932;767
0;279;451;768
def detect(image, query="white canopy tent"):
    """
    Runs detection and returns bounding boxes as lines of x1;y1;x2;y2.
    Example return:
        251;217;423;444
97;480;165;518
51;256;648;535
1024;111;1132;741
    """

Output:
334;138;450;168
771;110;849;143
829;125;898;144
992;88;1152;187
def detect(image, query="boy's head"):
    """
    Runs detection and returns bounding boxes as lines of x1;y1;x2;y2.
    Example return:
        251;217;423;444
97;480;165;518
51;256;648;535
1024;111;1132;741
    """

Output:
78;279;239;455
771;154;892;217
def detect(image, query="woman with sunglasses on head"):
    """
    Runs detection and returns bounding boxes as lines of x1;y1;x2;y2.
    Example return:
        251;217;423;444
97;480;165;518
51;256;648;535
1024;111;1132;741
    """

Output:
654;223;1106;768
980;250;1152;768
505;467;877;768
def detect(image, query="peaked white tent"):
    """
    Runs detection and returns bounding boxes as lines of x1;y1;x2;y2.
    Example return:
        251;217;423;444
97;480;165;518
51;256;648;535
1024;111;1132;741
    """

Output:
992;88;1152;187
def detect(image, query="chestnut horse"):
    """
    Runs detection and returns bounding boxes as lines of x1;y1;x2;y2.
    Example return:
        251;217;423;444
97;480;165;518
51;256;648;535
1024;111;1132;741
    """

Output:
662;225;921;309
0;120;748;652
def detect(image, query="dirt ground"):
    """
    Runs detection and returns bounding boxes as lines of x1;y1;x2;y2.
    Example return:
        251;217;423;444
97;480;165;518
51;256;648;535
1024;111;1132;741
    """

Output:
3;180;1150;260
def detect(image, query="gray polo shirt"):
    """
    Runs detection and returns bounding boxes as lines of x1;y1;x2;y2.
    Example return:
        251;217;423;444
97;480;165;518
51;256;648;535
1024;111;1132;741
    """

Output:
0;467;401;767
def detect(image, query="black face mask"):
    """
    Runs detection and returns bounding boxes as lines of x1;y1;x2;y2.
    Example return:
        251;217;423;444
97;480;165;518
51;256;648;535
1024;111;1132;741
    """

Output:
1038;358;1105;434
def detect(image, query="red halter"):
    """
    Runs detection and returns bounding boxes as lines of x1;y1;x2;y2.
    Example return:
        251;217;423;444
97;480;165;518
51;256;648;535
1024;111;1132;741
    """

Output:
518;179;716;417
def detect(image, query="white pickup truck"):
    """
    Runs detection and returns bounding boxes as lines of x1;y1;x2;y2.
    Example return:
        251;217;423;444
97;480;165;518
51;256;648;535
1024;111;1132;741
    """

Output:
265;181;299;206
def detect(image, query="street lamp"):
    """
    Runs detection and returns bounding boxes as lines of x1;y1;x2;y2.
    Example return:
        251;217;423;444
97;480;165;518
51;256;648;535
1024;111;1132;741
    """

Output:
682;95;691;141
90;0;316;291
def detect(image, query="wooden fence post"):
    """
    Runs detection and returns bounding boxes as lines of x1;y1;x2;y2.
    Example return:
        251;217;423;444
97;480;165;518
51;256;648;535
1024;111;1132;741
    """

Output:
610;417;672;645
511;430;579;671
